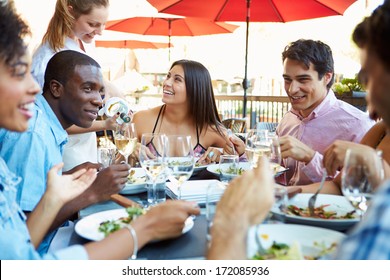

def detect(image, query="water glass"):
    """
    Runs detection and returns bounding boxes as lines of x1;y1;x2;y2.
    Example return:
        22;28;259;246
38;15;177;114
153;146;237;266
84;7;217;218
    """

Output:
97;147;116;168
206;181;226;242
146;173;167;205
139;133;166;206
218;154;239;184
267;185;288;224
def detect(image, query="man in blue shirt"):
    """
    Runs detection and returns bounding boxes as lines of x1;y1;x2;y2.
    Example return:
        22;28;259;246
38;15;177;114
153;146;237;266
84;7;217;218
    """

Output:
0;50;131;253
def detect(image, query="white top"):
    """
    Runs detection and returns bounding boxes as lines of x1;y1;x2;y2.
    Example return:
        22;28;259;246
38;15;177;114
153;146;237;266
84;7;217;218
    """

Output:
31;37;98;171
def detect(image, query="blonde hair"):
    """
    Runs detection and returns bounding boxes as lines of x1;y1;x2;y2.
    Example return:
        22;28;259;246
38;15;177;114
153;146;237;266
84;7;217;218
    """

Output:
42;0;109;51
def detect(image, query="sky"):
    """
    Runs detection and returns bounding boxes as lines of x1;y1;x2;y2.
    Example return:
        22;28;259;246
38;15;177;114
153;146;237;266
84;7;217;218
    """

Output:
14;0;384;85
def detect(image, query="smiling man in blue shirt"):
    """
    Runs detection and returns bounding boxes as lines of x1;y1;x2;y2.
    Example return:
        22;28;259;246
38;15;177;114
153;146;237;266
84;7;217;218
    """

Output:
0;50;131;253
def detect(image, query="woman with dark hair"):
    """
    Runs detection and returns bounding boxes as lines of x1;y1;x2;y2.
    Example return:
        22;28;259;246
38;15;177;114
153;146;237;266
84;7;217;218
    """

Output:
132;59;235;163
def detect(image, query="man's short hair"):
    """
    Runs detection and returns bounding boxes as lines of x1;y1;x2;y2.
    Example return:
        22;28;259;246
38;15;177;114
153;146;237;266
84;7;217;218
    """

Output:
282;39;334;89
43;50;101;91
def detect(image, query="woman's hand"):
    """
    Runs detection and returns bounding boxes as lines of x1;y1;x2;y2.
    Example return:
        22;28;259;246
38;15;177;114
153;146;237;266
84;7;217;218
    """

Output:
45;163;97;206
198;147;223;164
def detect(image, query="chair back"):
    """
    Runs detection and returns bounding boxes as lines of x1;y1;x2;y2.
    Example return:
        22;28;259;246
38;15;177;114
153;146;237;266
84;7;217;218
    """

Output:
256;122;278;132
221;118;247;133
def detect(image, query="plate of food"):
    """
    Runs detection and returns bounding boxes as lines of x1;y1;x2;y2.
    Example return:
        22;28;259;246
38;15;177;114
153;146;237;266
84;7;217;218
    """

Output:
75;208;194;241
272;194;359;231
193;162;216;175
206;162;251;177
120;168;148;195
206;162;287;178
247;224;345;260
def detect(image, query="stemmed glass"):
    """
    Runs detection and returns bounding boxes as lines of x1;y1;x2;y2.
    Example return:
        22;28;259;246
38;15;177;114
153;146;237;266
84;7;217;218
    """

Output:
165;135;195;200
114;122;137;164
245;129;271;168
139;133;167;205
341;148;384;218
246;129;282;175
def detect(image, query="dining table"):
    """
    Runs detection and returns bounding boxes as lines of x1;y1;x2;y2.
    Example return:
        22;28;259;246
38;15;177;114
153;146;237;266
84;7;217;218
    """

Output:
59;166;352;260
65;169;220;260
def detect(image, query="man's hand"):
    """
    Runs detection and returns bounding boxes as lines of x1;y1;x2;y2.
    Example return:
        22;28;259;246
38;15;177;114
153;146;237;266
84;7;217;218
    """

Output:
279;135;315;164
87;163;131;202
63;162;101;174
323;140;362;176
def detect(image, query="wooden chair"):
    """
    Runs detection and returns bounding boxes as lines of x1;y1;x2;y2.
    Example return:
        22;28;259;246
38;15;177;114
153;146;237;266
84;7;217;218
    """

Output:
221;118;247;133
256;122;278;132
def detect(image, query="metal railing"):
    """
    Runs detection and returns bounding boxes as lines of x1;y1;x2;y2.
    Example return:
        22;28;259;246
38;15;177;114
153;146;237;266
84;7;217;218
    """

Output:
125;93;366;130
215;95;291;129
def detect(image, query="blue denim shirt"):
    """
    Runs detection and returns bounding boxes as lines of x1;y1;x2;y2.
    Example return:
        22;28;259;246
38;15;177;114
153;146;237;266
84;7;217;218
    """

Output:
0;95;68;253
0;157;88;259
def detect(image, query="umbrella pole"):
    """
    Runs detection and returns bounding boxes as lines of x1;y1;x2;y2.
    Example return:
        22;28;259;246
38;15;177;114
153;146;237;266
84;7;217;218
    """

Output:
168;20;172;62
242;0;250;120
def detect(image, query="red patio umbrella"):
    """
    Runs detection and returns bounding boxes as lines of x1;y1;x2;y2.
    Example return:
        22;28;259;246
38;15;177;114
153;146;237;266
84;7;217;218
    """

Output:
148;0;358;116
105;13;239;61
95;39;172;49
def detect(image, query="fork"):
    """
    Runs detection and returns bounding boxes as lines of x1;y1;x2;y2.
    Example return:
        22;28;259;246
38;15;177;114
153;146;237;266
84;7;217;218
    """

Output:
255;224;267;255
308;169;327;216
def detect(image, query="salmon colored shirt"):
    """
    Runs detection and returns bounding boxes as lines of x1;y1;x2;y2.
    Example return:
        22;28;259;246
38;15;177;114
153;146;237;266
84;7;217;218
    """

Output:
276;90;375;185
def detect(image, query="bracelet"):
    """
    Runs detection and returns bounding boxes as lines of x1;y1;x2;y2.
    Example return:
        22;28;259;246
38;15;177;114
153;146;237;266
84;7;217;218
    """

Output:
124;224;138;260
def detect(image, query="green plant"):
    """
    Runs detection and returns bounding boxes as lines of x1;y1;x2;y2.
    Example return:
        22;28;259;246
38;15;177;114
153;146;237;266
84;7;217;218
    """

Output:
332;74;365;96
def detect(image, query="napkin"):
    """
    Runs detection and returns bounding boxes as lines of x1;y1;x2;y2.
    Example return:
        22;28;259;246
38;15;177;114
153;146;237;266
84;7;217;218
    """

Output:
166;179;221;203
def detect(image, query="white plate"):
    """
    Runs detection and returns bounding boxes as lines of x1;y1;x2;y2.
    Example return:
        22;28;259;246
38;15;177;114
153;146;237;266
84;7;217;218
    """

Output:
206;162;286;177
75;208;194;241
247;224;345;259
206;162;252;177
273;194;359;231
193;163;217;174
120;168;147;195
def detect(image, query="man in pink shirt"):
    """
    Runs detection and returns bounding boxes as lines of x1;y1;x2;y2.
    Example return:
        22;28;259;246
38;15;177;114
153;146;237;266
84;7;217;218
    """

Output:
276;39;374;186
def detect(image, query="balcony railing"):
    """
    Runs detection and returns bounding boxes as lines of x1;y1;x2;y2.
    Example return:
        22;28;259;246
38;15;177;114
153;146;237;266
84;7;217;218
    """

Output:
125;93;366;130
215;95;291;129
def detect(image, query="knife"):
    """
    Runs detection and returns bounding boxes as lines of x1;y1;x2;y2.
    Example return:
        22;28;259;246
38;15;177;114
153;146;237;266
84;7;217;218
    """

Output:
110;194;142;208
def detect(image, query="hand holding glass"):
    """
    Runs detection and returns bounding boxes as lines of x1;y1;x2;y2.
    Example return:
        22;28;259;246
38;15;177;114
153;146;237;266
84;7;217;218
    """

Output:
114;123;137;164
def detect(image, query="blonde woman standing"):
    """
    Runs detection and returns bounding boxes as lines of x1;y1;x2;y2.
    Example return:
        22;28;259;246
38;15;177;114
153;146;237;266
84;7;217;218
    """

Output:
32;0;122;171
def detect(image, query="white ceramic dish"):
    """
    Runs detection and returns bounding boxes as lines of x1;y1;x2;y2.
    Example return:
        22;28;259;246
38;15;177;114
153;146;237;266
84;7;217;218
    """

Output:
120;168;147;195
247;224;345;259
273;193;359;231
75;208;194;241
206;162;287;177
206;162;251;177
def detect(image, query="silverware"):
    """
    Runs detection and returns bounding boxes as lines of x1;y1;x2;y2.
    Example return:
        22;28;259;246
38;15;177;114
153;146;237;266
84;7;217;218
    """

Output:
308;169;327;216
255;224;267;255
110;194;142;208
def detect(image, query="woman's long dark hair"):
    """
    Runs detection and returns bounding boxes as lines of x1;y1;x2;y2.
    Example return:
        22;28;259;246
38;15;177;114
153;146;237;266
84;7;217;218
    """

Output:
169;59;223;136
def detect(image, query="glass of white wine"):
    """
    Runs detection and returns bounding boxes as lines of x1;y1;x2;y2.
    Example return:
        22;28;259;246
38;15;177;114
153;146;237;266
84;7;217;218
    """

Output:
245;129;271;168
114;122;137;164
139;133;167;205
165;135;195;200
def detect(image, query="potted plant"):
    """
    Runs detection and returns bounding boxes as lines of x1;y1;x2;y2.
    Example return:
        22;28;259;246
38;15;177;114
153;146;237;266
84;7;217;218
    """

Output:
332;75;365;98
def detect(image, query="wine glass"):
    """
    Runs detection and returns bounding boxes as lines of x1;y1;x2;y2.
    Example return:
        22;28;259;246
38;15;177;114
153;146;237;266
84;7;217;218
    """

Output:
165;135;195;200
139;133;167;206
245;129;271;168
341;148;384;218
114;123;137;164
